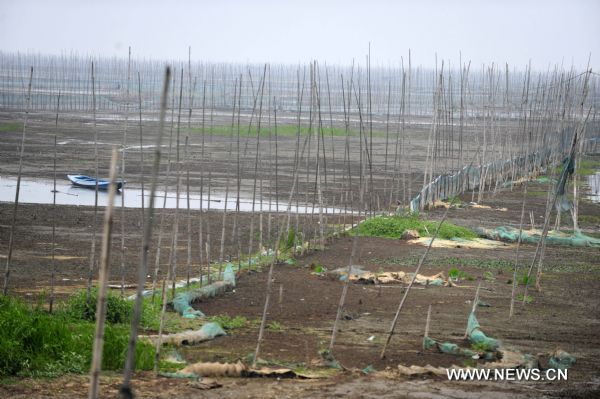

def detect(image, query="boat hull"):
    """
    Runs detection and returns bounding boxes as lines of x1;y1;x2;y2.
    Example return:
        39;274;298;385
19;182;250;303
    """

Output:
67;175;123;190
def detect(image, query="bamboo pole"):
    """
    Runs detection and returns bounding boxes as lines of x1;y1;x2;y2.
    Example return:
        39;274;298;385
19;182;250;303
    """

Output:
253;106;307;368
329;149;366;354
423;304;432;350
137;72;145;229
49;135;58;312
86;61;100;302
119;47;132;297
464;281;481;339
185;136;192;286
49;90;61;313
2;66;33;295
119;67;170;399
169;68;185;296
381;149;479;359
88;148;120;399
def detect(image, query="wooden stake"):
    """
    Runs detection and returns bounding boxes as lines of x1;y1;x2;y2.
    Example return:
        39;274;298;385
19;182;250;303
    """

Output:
49;90;61;313
88;147;120;399
120;66;171;399
3;66;33;295
464;281;481;339
86;61;100;303
423;304;432;350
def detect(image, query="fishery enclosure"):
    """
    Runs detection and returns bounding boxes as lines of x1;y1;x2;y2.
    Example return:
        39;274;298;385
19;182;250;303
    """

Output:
1;49;599;398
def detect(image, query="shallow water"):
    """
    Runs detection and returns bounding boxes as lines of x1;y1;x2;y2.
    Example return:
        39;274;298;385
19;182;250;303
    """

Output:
0;176;347;214
587;171;600;203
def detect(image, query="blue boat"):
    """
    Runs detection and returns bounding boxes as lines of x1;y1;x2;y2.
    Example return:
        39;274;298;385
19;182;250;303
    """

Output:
67;175;124;190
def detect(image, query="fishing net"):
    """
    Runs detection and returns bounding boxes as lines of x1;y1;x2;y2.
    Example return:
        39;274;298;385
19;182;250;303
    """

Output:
409;150;549;212
141;322;227;346
172;264;236;318
476;226;600;247
466;312;500;350
423;336;477;357
423;310;499;359
555;155;575;213
548;350;576;370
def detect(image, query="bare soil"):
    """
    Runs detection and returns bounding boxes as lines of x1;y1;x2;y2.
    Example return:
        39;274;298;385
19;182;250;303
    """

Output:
1;112;599;397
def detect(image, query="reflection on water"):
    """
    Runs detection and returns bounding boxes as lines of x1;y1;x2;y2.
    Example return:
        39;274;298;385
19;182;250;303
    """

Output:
0;176;347;214
587;171;600;203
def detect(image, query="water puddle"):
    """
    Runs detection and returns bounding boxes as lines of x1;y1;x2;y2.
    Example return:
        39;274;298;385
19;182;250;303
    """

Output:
0;176;347;214
586;171;600;203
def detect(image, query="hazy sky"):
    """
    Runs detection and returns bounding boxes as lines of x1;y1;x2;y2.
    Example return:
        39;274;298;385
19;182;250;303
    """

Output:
1;0;598;69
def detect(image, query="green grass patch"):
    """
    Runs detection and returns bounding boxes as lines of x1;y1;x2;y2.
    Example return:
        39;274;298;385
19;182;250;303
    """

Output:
0;122;23;133
448;267;473;281
267;321;284;332
185;124;368;138
0;295;154;377
59;288;164;332
207;315;247;331
518;274;535;286
517;293;534;304
575;158;600;176
471;341;496;352
355;215;477;240
60;288;132;324
579;214;600;225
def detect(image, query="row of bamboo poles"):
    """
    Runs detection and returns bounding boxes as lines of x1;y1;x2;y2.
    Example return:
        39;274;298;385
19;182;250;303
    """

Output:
1;50;598;398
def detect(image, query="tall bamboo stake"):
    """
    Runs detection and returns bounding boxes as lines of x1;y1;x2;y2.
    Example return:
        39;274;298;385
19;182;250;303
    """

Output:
137;72;145;229
423;304;432;350
464;281;481;338
3;66;33;295
253;109;307;368
329;149;366;354
119;47;132;297
381;150;480;359
86;61;100;303
170;68;184;295
49;135;58;313
88;148;120;399
49;89;61;313
185;136;192;287
119;67;170;399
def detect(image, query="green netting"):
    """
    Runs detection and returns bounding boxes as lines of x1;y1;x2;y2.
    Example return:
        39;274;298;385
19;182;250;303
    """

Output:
428;278;445;286
172;265;236;319
467;312;500;350
476;226;600;247
318;350;343;369
409;148;554;212
548;350;576;370
200;321;227;338
424;312;501;359
172;292;206;319
223;263;236;286
362;365;376;374
423;336;477;357
158;371;199;379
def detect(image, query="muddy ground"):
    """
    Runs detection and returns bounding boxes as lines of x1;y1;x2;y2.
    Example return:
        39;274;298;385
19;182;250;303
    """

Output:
1;184;599;397
1;111;600;397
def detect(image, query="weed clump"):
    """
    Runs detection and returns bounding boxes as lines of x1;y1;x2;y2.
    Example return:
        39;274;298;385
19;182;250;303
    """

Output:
208;314;247;330
0;295;153;377
356;215;476;240
61;288;132;324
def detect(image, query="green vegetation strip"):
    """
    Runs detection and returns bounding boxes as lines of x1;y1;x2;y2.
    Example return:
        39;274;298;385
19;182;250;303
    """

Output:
185;124;375;138
371;255;598;274
354;215;477;240
0;294;154;377
0;122;23;133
